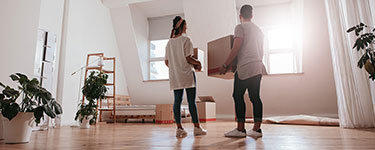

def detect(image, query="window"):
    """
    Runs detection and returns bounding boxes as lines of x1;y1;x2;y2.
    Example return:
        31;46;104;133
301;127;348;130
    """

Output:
235;1;303;75
149;39;169;80
148;14;183;80
263;25;302;74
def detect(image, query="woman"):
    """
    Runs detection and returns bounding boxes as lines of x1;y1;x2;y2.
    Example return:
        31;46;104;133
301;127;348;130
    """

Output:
164;16;207;137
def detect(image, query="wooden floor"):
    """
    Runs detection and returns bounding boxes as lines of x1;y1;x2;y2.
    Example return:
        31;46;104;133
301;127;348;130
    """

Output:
0;121;374;150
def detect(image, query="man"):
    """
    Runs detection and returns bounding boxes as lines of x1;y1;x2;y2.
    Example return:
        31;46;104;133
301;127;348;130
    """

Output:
220;4;267;138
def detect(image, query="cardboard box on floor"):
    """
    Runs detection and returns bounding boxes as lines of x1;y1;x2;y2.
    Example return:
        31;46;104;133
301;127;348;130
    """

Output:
207;35;235;79
155;104;174;124
197;96;216;122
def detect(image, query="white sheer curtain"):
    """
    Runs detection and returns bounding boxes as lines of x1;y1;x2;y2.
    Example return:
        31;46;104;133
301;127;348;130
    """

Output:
325;0;375;128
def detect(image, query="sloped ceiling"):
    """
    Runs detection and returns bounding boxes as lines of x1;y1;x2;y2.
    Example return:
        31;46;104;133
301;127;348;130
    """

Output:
103;0;291;18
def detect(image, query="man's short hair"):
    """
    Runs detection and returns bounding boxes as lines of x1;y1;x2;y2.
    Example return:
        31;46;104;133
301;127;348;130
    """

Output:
240;5;253;19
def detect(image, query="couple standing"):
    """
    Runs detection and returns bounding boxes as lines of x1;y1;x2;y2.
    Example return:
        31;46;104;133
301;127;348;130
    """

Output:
164;5;267;138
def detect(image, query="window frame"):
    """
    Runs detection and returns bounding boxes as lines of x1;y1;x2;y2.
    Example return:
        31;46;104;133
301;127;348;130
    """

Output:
262;25;302;75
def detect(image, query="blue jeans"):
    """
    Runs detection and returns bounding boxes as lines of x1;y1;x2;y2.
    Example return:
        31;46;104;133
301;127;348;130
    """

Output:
173;88;199;124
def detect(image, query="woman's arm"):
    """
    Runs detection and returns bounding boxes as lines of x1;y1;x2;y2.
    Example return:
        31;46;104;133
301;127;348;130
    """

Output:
186;56;202;71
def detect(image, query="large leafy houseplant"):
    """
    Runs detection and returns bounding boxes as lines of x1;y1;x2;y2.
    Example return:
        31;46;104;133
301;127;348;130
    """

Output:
75;71;108;125
0;73;63;124
347;22;375;80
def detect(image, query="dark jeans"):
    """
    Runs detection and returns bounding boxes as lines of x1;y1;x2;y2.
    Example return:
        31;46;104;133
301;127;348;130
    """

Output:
233;73;263;123
173;72;199;124
173;88;199;124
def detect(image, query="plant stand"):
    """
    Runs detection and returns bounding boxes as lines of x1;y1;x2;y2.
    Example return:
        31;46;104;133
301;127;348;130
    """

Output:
82;53;117;123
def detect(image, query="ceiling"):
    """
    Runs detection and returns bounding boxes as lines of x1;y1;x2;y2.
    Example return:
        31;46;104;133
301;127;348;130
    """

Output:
103;0;292;18
132;0;183;18
236;0;292;8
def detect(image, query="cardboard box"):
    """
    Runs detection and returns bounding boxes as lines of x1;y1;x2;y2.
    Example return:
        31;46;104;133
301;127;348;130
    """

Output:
193;48;204;72
197;96;216;122
207;35;236;79
155;104;174;124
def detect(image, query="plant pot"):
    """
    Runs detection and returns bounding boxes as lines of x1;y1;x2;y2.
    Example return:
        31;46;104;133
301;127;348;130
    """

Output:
2;112;35;144
365;60;375;75
79;115;93;129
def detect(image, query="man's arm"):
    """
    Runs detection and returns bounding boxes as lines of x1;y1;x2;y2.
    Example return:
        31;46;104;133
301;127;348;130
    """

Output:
220;37;243;74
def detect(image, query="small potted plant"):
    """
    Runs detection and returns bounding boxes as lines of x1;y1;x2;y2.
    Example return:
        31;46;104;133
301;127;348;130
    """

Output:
0;73;63;143
347;22;375;80
75;71;108;129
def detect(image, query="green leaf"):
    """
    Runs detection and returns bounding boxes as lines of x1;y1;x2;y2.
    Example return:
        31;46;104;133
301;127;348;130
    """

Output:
355;29;360;36
347;26;356;33
34;106;45;125
43;104;56;118
15;73;29;85
74;110;81;121
9;74;19;81
358;53;369;68
0;82;5;88
52;101;63;115
3;87;19;98
2;103;20;120
0;94;4;100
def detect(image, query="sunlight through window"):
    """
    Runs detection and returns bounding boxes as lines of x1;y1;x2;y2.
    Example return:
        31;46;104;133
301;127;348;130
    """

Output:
149;39;169;80
269;53;295;74
267;27;293;50
150;61;169;80
150;40;169;58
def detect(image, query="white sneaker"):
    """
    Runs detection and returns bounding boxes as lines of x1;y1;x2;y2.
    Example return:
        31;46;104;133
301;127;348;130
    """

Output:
194;127;207;136
224;128;246;137
176;128;187;137
247;129;262;138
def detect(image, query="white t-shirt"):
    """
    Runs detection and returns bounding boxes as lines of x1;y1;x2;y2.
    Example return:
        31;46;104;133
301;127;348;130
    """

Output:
234;22;267;80
165;34;195;90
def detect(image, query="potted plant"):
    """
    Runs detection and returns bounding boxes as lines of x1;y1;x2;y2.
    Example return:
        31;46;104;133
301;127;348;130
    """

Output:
347;22;375;80
75;71;108;129
0;73;63;143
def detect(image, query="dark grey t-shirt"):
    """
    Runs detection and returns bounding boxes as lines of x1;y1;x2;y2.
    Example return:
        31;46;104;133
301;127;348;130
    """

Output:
234;22;267;80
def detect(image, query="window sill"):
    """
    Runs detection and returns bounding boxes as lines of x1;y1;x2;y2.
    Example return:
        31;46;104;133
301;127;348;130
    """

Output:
265;72;304;76
143;79;169;82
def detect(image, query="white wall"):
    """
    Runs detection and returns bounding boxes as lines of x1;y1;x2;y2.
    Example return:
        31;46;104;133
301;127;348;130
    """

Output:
130;5;149;80
0;0;41;87
59;0;128;125
38;0;65;100
111;5;175;105
0;0;129;125
109;0;338;119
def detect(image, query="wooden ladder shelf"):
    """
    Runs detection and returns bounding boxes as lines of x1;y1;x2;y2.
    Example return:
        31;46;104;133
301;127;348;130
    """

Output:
82;53;117;123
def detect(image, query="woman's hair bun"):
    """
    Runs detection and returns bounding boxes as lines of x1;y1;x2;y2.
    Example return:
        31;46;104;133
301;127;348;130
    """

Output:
173;16;182;28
